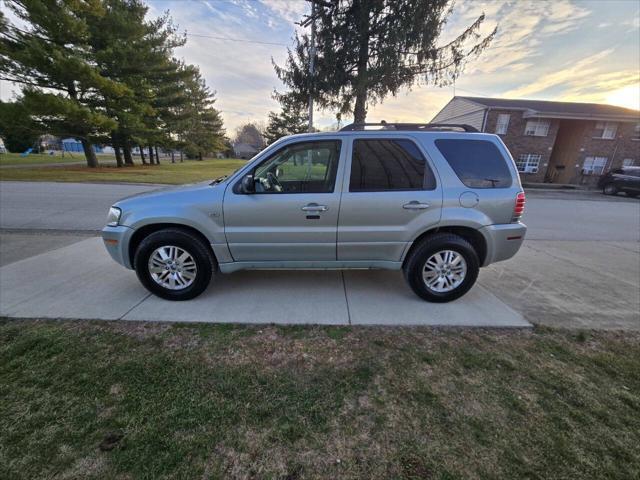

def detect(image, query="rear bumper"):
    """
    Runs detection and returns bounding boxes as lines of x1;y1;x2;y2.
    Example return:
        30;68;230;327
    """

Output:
101;225;135;269
479;222;527;266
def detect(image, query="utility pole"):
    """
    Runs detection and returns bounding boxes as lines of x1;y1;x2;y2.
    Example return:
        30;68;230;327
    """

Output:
300;0;332;132
308;0;316;132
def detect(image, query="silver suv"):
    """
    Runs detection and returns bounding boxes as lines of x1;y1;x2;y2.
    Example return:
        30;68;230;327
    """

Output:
102;123;526;302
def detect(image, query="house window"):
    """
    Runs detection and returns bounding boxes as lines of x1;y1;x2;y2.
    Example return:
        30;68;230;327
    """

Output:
495;114;510;135
594;121;617;139
524;120;550;137
515;154;541;173
582;156;608;175
632;123;640;141
622;158;636;167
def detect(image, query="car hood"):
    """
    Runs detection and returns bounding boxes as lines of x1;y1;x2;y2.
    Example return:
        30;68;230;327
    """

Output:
114;180;224;210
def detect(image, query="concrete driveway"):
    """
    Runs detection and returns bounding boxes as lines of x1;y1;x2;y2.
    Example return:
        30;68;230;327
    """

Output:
0;237;528;327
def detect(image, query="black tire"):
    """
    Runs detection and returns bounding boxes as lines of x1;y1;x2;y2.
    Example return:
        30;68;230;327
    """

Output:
134;228;216;301
403;233;480;303
603;183;618;195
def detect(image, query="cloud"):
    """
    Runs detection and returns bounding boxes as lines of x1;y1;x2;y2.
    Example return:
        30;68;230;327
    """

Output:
145;1;294;131
258;0;307;25
1;0;636;132
445;0;591;75
502;49;615;98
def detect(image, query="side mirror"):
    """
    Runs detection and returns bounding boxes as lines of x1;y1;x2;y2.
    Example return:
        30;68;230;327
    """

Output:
241;174;255;193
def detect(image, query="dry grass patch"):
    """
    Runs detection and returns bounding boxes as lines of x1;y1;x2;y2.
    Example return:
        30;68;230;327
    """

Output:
0;158;246;184
1;319;639;479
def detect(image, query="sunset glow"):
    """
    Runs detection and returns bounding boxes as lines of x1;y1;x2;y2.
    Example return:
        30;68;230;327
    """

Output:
606;85;640;111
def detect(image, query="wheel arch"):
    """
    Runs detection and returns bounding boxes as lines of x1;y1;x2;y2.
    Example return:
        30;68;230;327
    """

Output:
128;223;216;268
402;225;488;267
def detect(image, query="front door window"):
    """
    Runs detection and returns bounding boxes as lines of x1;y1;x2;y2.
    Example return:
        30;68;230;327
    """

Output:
252;140;341;193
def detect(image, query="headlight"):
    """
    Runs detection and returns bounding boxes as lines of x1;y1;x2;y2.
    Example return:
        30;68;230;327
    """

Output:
106;206;122;226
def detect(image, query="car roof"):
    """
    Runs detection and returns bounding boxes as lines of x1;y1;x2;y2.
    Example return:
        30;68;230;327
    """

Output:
284;129;492;140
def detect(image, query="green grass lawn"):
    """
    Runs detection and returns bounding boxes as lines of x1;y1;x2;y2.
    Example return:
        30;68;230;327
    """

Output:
0;158;247;184
1;320;638;479
0;152;118;166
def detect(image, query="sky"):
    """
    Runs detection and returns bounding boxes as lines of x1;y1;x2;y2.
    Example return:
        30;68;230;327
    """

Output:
1;0;639;134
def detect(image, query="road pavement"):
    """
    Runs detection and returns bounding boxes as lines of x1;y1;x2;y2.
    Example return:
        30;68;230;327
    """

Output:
0;181;159;231
1;182;638;240
0;181;638;328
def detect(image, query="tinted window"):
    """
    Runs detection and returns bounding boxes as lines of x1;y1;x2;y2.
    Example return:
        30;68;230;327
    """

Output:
349;139;435;191
435;139;512;188
252;140;340;193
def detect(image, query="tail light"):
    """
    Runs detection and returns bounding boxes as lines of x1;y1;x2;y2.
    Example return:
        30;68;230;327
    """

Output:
513;192;526;222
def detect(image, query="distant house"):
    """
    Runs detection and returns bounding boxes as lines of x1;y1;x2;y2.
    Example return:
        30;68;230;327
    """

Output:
233;142;260;160
432;96;640;186
0;137;6;154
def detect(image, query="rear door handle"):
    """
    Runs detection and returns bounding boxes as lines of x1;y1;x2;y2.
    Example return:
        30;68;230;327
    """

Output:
301;203;328;212
403;201;430;210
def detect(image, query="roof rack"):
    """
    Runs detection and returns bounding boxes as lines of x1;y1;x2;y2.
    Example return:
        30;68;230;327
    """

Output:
339;122;479;133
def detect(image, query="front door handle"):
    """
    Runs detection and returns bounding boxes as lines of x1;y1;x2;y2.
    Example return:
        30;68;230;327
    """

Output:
403;201;430;210
301;203;328;212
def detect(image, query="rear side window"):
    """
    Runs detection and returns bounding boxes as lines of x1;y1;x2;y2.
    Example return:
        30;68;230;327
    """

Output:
435;139;512;188
349;139;435;191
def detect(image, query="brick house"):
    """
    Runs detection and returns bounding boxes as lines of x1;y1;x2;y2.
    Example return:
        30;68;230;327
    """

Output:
432;96;640;186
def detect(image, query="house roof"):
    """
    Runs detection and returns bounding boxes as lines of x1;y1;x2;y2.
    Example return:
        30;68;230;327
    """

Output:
457;96;640;121
233;142;259;152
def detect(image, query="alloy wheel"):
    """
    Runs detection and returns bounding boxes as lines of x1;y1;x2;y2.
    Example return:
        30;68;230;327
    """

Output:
422;250;467;293
148;245;197;290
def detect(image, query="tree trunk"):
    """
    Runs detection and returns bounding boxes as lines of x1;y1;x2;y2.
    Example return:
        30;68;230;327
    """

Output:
81;138;99;168
111;132;123;168
155;146;160;164
353;89;368;124
180;151;184;162
171;151;175;164
139;145;147;164
198;151;203;161
148;145;154;165
123;140;133;165
114;145;123;167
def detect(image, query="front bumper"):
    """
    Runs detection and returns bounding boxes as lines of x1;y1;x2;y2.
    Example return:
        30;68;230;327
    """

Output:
479;222;527;266
101;225;135;269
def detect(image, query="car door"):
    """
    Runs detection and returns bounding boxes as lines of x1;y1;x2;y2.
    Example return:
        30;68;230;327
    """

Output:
337;136;442;261
625;169;640;193
223;139;344;262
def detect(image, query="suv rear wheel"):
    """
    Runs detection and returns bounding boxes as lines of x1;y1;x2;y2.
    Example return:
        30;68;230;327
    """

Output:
134;228;216;300
603;183;618;195
403;233;480;302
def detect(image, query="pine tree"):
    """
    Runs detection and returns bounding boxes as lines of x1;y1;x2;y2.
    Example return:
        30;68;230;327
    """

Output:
0;0;127;166
264;93;309;144
177;68;226;160
83;1;186;166
274;0;496;123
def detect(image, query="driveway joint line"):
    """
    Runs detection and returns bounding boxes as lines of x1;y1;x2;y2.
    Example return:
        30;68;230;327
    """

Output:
118;293;152;320
341;271;351;325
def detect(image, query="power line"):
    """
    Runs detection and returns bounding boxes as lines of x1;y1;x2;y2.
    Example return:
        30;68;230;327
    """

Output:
186;32;289;47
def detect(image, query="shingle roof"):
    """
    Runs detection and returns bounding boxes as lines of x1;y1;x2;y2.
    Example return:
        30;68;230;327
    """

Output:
458;96;639;120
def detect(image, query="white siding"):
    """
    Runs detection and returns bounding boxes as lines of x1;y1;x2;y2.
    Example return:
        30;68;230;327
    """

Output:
431;98;487;131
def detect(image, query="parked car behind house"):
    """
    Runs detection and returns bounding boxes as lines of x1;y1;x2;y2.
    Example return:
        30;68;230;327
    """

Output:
598;166;640;197
103;123;527;303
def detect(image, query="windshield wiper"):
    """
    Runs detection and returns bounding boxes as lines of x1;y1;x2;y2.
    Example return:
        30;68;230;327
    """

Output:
211;175;228;185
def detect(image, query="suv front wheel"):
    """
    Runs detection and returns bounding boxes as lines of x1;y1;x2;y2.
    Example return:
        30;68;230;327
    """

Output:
403;233;480;302
134;228;216;300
